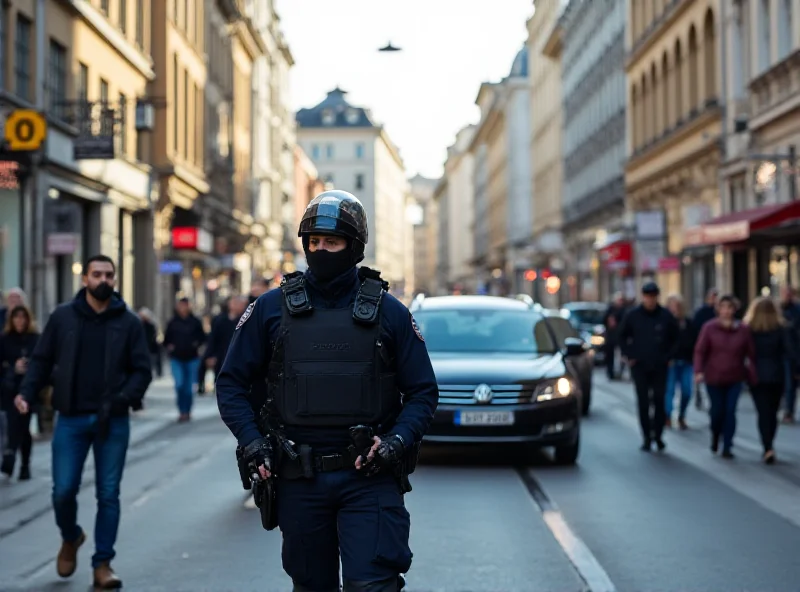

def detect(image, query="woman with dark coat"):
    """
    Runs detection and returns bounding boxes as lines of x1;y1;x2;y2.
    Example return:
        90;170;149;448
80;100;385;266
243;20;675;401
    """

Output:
743;296;797;464
0;305;40;480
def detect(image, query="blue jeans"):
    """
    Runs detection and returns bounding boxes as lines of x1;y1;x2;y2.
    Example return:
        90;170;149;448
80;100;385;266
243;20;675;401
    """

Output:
783;359;797;417
278;470;412;590
666;361;694;420
706;383;742;452
170;358;200;414
52;414;130;568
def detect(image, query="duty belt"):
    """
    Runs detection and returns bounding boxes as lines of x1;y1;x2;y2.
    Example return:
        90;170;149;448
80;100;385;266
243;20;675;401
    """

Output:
313;453;353;472
279;446;364;479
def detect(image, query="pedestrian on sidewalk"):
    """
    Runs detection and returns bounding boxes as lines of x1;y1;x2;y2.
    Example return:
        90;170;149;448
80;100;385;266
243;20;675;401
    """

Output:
693;294;756;459
664;294;697;430
0;305;39;480
13;255;152;589
205;295;247;392
778;286;800;423
743;297;797;464
602;293;626;380
618;282;679;452
162;297;205;421
137;308;162;378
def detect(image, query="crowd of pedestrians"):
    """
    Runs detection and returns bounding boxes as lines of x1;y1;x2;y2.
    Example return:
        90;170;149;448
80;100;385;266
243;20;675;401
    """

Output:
606;283;800;463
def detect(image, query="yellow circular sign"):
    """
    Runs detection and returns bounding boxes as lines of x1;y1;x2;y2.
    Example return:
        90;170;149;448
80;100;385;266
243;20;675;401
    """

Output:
4;109;47;151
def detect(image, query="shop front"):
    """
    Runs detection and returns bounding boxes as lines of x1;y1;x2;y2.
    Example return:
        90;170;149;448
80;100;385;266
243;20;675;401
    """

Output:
0;161;22;292
682;201;800;307
595;235;635;302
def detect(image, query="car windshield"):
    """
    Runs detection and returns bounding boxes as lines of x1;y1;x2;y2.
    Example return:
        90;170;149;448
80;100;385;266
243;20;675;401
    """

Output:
567;308;605;326
413;308;558;354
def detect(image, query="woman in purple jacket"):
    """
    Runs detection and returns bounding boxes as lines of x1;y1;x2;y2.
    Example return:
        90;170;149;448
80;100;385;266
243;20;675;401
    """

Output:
693;294;757;458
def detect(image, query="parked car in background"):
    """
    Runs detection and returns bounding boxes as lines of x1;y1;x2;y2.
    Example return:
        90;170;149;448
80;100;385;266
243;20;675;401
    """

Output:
560;302;608;365
540;308;594;416
411;295;583;465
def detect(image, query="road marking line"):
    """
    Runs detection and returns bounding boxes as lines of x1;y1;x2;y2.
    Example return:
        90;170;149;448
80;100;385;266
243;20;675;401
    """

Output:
517;468;617;592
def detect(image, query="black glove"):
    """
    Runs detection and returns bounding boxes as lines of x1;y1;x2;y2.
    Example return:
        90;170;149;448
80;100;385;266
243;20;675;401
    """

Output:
242;436;274;477
364;434;405;476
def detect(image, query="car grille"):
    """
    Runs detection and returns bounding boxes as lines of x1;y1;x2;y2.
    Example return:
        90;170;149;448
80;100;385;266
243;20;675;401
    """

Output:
436;384;533;406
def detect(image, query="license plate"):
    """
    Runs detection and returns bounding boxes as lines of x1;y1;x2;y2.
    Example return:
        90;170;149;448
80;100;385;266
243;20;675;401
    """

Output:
454;411;515;426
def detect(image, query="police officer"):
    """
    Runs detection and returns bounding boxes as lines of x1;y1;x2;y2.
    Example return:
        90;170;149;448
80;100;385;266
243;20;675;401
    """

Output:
216;190;439;592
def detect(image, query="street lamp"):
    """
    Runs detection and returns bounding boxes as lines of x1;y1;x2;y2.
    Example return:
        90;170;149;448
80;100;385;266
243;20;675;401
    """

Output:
378;41;402;52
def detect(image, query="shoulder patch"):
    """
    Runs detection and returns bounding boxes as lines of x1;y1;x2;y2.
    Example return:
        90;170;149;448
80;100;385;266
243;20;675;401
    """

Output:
410;314;424;342
236;302;255;330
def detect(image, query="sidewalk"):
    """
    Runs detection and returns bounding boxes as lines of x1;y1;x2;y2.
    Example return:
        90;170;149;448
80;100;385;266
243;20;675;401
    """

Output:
593;372;800;469
0;371;222;536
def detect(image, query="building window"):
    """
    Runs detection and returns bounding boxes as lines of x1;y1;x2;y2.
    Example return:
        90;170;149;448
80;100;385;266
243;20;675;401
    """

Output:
99;78;111;136
321;109;335;125
135;0;144;48
118;93;127;157
47;39;67;120
311;144;320;159
14;14;31;102
183;69;189;159
100;0;109;15
77;62;88;100
355;173;364;190
355;142;364;159
759;0;771;73
325;144;334;159
172;53;178;155
119;0;127;34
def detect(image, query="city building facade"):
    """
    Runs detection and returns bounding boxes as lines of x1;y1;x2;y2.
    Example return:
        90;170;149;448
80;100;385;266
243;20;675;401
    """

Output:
561;0;628;303
295;88;410;295
441;125;476;294
625;0;722;306
248;0;296;281
687;0;800;305
408;173;438;296
1;0;157;321
292;143;326;271
528;0;566;307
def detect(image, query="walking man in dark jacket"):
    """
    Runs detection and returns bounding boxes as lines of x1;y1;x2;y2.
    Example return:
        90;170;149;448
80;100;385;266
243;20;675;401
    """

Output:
14;255;151;589
163;297;205;421
204;295;247;388
618;282;679;451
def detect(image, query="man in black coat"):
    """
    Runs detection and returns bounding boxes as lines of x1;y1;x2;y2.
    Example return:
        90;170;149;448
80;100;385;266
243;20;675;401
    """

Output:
618;282;679;452
15;255;151;590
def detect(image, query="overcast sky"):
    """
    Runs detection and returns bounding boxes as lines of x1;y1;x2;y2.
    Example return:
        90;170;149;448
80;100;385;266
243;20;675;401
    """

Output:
275;0;534;179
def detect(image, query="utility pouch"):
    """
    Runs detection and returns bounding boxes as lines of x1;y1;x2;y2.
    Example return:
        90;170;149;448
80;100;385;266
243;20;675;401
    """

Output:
278;443;315;480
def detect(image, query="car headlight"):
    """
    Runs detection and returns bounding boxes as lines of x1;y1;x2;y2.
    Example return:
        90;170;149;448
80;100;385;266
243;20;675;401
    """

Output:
590;335;605;346
534;377;573;402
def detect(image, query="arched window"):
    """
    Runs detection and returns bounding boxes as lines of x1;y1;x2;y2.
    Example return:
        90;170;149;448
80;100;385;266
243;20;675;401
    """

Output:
650;63;658;139
662;52;670;130
674;38;684;122
778;0;793;60
631;83;639;148
759;0;771;72
688;25;699;113
703;9;717;102
641;73;649;143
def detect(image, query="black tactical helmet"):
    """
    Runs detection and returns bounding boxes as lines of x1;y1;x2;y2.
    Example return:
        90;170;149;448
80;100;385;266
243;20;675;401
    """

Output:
298;190;369;251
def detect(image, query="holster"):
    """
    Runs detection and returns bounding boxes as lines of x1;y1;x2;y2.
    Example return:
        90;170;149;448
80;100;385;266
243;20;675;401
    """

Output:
252;477;278;531
279;444;316;480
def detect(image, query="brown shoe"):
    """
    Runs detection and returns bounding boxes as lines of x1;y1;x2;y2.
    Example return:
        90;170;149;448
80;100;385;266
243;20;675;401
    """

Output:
56;530;86;578
93;562;122;589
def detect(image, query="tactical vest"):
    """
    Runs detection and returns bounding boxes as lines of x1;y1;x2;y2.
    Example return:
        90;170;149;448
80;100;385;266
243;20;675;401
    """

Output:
267;269;401;429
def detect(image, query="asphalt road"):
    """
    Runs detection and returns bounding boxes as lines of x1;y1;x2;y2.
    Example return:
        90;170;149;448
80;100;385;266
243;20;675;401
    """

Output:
1;371;799;592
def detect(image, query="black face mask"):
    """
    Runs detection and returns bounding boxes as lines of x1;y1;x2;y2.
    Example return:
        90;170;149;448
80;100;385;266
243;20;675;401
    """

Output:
305;249;354;282
89;282;114;302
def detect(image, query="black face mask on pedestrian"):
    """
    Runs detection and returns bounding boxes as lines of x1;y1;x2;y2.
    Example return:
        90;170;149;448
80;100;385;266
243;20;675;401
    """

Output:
304;248;355;282
89;282;114;302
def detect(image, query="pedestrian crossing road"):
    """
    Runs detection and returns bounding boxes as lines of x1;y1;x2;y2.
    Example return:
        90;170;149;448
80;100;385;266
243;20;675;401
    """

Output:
1;371;799;591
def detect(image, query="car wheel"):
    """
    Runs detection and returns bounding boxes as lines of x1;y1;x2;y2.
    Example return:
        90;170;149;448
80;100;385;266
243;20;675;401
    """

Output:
554;433;580;465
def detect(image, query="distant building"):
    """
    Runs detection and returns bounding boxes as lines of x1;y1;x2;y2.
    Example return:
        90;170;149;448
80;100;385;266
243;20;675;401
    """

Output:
292;145;326;271
296;88;410;293
408;174;439;296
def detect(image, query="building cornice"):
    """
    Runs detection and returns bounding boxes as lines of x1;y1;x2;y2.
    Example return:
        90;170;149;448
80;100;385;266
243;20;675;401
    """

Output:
233;18;267;58
64;0;155;80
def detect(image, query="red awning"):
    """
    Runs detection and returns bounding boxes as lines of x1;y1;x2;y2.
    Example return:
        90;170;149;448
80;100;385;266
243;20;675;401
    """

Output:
683;201;800;247
597;240;632;270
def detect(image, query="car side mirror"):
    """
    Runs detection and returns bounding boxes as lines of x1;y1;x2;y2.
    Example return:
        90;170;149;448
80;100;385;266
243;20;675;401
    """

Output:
563;337;585;357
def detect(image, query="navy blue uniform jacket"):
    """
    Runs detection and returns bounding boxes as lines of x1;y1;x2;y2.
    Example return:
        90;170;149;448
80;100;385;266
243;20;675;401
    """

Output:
216;267;439;450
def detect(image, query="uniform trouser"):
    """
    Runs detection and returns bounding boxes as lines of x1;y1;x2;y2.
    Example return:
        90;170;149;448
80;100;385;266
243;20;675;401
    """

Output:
631;365;668;442
277;468;412;592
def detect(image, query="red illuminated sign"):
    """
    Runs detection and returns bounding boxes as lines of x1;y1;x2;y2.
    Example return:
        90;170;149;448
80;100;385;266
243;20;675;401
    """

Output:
172;227;200;249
